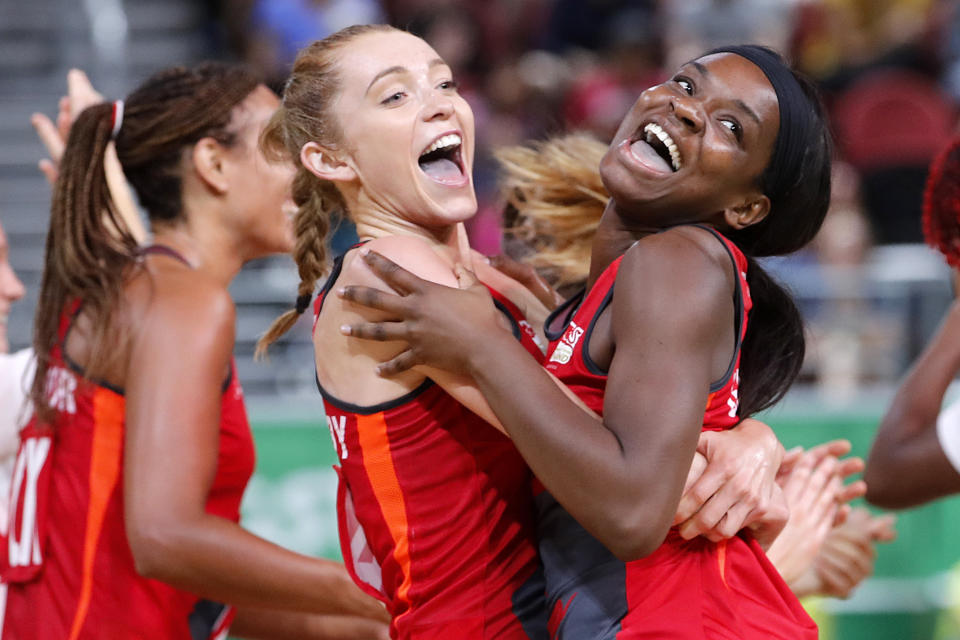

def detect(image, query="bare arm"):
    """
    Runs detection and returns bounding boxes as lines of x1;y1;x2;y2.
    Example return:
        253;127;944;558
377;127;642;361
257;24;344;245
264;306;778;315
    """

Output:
865;301;960;508
231;607;389;640
123;283;387;621
342;232;736;560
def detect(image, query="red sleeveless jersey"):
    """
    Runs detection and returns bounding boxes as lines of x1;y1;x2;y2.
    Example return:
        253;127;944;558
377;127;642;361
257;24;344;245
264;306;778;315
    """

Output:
538;227;817;639
2;305;253;640
314;251;548;640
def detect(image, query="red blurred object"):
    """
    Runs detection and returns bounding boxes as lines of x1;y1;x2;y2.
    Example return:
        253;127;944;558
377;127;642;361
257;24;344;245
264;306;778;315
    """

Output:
833;69;956;171
922;137;960;267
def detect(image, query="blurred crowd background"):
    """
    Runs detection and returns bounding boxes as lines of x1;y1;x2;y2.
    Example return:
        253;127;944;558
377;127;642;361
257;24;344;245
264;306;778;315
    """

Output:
3;1;960;638
3;0;960;402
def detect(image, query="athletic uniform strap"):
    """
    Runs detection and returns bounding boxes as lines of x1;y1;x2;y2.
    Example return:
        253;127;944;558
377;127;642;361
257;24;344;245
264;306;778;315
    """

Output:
544;288;584;342
685;224;747;392
139;244;191;266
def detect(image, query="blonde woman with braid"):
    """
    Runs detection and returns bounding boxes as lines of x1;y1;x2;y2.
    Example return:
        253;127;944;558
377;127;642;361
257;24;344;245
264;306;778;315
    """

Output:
258;26;796;640
3;63;388;639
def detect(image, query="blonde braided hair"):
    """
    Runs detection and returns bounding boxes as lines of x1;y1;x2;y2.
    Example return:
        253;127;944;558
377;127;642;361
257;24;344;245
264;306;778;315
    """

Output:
256;24;399;358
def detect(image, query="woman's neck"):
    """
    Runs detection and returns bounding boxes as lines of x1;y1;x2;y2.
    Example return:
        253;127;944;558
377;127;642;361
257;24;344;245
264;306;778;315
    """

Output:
150;218;245;287
586;202;659;289
352;211;459;254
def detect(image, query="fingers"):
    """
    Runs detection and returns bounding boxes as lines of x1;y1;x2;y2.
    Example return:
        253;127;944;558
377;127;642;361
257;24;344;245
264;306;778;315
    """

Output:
66;68;103;118
340;321;408;343
37;159;58;185
837;479;867;504
359;250;425;295
836;456;865;480
674;467;725;527
338;284;410;316
376;350;420;377
32;112;64;160
778;446;804;476
806;439;852;462
488;254;563;310
867;513;897;542
453;263;481;290
454;222;474;272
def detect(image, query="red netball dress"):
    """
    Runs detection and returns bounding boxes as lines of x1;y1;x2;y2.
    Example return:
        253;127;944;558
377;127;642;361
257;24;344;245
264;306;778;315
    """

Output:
3;261;254;640
315;249;548;640
537;226;817;639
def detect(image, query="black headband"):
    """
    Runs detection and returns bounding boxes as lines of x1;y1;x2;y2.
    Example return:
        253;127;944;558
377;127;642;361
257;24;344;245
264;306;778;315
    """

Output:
706;45;811;204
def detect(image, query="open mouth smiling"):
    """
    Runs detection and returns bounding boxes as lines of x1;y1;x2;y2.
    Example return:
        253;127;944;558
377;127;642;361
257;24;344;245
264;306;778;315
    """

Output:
418;133;466;185
628;123;683;173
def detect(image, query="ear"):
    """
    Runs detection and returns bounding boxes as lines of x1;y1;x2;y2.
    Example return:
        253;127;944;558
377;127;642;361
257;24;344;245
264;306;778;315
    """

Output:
723;192;770;230
192;138;229;194
301;141;356;183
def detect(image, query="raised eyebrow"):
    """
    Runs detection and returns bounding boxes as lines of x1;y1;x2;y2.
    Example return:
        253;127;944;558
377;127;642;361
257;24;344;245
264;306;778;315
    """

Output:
733;99;761;127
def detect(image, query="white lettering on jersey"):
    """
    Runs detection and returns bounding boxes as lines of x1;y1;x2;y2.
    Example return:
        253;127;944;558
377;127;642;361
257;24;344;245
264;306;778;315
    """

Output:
549;322;584;365
8;435;51;568
727;370;740;418
44;366;76;415
327;415;348;460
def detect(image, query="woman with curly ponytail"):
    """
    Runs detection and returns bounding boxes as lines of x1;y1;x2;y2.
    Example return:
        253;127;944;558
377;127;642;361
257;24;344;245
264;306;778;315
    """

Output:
5;63;387;639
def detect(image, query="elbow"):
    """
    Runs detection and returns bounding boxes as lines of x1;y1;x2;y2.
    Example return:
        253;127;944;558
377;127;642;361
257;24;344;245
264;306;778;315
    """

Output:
127;519;184;580
602;512;671;562
863;461;913;510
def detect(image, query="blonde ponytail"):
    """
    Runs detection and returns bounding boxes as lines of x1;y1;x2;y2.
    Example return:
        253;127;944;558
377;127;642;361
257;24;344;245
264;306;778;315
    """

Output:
497;132;609;291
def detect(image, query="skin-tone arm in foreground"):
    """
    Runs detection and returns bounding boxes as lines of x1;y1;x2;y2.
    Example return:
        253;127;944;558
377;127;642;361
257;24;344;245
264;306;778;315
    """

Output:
340;237;784;560
120;271;388;629
865;295;960;508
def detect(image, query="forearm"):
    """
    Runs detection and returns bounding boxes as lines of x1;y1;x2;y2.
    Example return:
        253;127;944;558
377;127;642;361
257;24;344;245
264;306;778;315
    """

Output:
466;335;682;559
232;607;388;640
131;513;377;617
866;303;960;506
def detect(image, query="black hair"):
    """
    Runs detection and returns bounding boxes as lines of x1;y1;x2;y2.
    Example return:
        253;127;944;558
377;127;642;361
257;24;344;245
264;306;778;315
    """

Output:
711;46;833;417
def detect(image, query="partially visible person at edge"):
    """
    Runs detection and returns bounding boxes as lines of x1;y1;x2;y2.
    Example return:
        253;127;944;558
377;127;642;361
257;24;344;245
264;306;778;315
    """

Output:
496;132;895;600
865;136;960;510
336;45;847;638
2;62;389;639
0;218;29;581
257;25;807;639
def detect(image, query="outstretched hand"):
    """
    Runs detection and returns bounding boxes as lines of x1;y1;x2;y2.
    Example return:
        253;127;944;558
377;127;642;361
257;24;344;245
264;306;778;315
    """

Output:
32;69;103;184
338;250;510;377
766;440;869;586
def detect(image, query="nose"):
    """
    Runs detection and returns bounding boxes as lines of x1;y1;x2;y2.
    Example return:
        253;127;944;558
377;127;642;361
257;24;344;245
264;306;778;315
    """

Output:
671;95;705;133
422;88;455;122
0;263;25;304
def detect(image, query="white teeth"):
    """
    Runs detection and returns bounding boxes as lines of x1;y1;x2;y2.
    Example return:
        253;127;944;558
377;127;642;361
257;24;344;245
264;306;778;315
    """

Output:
643;123;682;171
422;133;462;156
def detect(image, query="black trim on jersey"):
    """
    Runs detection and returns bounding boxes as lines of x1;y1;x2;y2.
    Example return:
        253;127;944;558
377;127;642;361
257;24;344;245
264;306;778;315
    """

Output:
544;288;584;342
688;224;745;393
580;286;616;376
493;298;523;340
316;374;436;415
61;305;126;396
188;599;229;640
139;244;191;265
313;245;437;415
576;225;745;387
60;241;234;396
